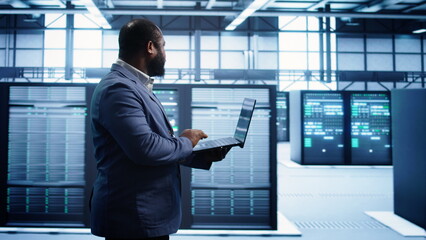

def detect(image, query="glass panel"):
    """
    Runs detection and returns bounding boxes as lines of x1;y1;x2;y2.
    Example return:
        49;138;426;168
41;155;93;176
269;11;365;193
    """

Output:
337;53;364;70
321;51;337;71
0;50;5;66
201;35;219;50
366;37;392;52
201;51;218;69
257;52;277;69
395;54;421;71
395;37;421;53
330;33;336;52
279;16;306;30
0;34;6;48
102;50;118;68
45;14;66;28
307;16;319;31
308;81;337;90
308;52;320;70
257;36;277;51
337;37;364;52
424;55;426;71
367;54;393;71
165;51;190;69
44;30;66;49
74;30;102;49
221;51;245;69
103;31;119;49
308;33;320;51
44;50;65;67
74;14;100;28
279;32;307;51
221;35;247;50
16;32;43;48
74;50;101;68
8;50;14;66
15;50;42;67
279;52;307;70
164;35;190;50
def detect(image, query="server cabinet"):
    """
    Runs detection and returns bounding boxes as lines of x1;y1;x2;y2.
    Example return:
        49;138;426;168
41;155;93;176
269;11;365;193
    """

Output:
188;85;277;230
276;91;289;142
349;92;391;165
290;91;345;165
392;89;426;229
1;83;92;227
1;83;277;230
290;90;391;165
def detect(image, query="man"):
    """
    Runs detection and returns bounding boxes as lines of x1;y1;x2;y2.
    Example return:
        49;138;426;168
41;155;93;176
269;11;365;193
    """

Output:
90;19;229;240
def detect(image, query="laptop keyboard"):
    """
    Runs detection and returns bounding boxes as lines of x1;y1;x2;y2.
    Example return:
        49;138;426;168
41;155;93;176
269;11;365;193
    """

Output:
197;137;239;149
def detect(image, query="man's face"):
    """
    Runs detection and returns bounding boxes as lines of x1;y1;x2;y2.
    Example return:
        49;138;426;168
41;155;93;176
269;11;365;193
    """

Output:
147;36;166;77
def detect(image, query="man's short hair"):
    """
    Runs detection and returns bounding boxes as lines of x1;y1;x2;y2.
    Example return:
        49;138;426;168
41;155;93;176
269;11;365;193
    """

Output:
118;18;162;60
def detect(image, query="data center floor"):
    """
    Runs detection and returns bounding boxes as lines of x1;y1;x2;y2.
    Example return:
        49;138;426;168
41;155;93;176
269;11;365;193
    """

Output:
0;142;423;240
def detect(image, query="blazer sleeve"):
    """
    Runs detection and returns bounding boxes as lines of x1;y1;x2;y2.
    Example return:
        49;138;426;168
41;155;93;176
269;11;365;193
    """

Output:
98;81;193;166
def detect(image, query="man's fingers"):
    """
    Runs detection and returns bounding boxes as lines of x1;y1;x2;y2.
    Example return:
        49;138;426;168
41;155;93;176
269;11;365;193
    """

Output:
180;129;209;147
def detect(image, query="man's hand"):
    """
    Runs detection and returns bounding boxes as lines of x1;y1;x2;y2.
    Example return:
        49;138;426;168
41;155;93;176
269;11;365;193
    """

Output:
197;146;232;162
180;129;208;147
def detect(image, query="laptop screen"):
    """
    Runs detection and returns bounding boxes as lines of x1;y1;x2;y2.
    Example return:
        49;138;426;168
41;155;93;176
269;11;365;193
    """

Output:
234;98;256;146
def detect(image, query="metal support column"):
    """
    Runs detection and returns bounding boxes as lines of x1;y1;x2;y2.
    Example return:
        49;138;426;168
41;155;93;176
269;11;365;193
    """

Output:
194;17;201;82
319;9;324;82
325;4;332;83
65;2;74;80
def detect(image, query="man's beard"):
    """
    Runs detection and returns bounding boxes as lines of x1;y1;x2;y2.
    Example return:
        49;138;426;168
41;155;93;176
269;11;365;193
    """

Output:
147;52;165;77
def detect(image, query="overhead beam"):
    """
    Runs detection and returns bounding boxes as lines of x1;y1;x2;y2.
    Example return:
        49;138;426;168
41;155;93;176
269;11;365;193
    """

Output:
106;0;115;8
261;0;275;10
226;0;275;30
206;0;216;9
1;9;426;20
80;0;111;29
403;1;426;13
9;0;30;8
355;0;404;12
157;0;163;9
307;0;331;11
51;0;66;8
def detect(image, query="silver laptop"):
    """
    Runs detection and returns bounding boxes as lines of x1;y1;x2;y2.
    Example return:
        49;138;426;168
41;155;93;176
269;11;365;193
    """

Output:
193;98;256;153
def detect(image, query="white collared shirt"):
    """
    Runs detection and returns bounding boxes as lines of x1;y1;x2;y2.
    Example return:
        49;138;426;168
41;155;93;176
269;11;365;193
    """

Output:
115;58;154;92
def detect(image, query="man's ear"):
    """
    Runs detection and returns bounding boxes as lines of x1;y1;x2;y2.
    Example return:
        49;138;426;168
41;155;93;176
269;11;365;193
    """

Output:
146;41;156;55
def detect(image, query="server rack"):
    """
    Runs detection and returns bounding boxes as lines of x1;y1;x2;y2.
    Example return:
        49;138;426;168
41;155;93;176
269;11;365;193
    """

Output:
290;90;391;165
290;91;345;165
349;92;391;165
392;89;426;230
276;91;289;142
0;83;277;230
188;85;277;230
0;83;95;227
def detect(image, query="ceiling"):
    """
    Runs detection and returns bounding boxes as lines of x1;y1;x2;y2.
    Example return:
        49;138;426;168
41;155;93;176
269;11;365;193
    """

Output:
0;0;426;23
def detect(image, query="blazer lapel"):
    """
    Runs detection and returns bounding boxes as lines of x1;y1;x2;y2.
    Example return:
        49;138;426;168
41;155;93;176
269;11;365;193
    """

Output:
111;64;174;135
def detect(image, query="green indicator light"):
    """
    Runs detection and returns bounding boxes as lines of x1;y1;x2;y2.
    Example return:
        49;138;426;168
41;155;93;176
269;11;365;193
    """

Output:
352;138;359;148
304;138;312;147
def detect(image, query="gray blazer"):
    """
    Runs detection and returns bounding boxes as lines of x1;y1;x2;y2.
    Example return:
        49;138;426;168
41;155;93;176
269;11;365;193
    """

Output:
90;64;207;238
